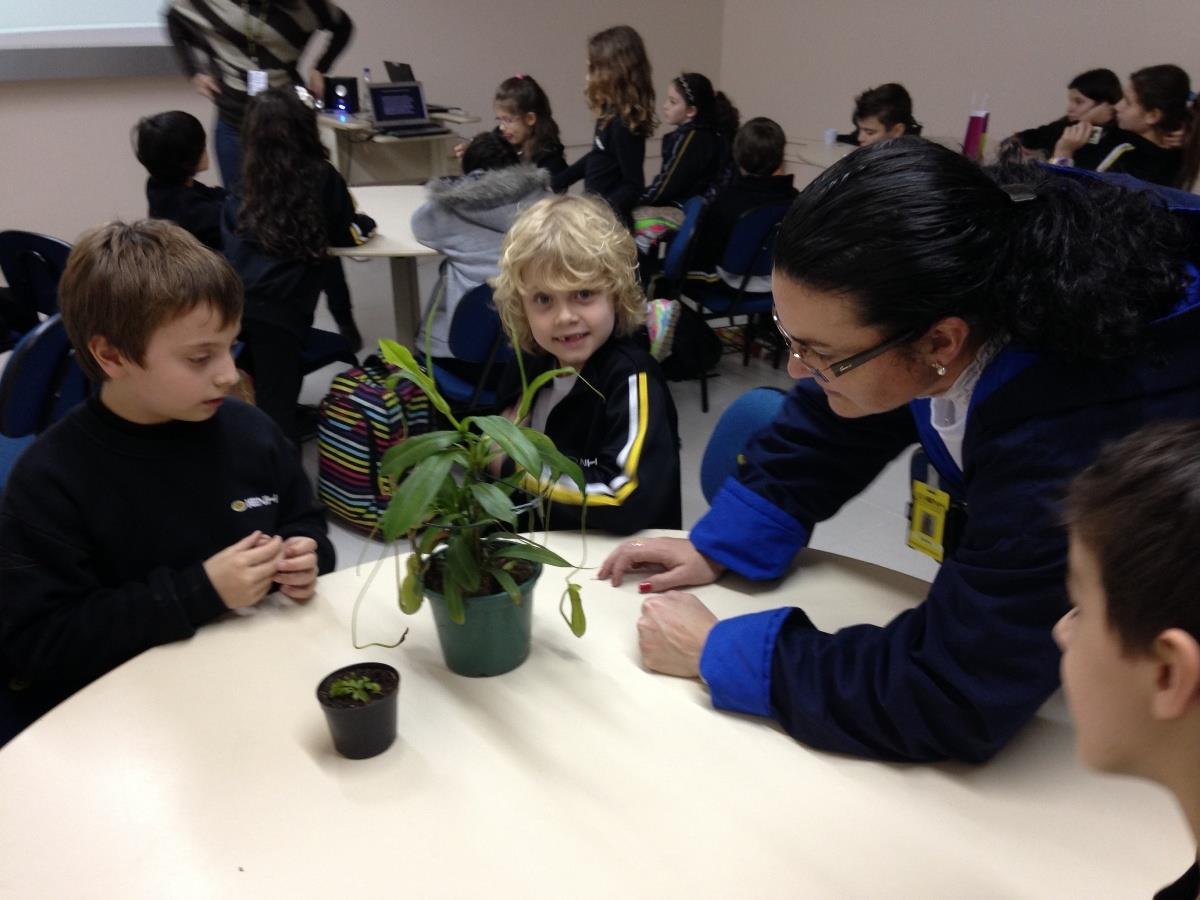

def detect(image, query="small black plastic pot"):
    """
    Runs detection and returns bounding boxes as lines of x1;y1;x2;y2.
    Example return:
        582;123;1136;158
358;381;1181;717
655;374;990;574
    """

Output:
315;662;400;759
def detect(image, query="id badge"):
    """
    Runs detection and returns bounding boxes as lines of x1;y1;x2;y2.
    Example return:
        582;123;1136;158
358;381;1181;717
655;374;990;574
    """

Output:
247;69;268;96
908;479;951;563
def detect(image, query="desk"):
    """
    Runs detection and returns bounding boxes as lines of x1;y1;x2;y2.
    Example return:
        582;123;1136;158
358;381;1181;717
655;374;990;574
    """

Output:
0;534;1187;898
319;112;480;187
330;184;435;348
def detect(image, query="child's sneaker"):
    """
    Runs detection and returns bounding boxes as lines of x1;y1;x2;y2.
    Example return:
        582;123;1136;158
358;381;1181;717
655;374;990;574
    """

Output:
645;298;681;362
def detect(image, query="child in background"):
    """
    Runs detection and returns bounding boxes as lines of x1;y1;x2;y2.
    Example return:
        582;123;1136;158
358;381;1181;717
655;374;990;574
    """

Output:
134;110;227;251
851;83;922;146
633;72;740;255
494;74;568;177
491;195;681;534
1053;64;1200;190
552;25;657;226
686;117;799;284
1054;420;1200;899
0;219;334;745
1014;68;1122;158
412;130;550;380
221;87;374;442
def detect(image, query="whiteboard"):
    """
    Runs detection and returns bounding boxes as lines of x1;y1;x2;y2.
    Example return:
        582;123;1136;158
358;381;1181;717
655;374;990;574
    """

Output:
0;2;168;51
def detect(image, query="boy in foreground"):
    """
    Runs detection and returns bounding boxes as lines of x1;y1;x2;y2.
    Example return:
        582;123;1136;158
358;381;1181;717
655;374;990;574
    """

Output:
1055;420;1200;899
0;220;335;744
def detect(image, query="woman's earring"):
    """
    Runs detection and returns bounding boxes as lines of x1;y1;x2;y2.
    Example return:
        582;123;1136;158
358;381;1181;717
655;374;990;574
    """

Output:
932;362;947;377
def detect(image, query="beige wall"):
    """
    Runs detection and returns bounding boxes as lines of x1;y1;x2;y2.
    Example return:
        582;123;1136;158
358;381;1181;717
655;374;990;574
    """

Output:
0;1;723;243
720;0;1199;155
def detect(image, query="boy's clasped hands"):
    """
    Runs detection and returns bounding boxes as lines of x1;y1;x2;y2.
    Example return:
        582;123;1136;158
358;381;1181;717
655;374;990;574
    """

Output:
203;531;320;609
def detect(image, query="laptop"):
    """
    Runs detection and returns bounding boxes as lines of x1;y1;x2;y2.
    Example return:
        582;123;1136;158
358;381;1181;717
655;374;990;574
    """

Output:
368;81;450;136
383;61;449;113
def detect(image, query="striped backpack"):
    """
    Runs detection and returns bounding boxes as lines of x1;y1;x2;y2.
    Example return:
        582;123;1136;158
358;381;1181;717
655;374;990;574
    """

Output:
317;356;436;533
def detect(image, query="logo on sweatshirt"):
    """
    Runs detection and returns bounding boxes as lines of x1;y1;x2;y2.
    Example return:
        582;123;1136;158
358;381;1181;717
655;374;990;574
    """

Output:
231;494;279;512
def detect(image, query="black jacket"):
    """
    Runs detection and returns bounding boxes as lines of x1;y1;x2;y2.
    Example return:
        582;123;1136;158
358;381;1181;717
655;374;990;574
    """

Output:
0;397;335;727
1075;127;1184;187
688;173;798;273
552;117;646;223
146;177;228;251
222;162;373;336
500;338;681;534
1016;116;1071;157
641;121;729;205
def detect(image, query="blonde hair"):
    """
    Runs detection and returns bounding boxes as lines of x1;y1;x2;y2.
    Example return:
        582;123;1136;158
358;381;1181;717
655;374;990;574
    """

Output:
493;195;645;354
585;25;657;138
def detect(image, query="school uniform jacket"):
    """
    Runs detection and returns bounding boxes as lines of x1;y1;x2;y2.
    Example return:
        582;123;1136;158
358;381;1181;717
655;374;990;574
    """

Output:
221;162;372;337
1075;127;1184;187
166;0;352;130
1016;116;1070;157
146;177;229;251
687;173;798;275
501;338;681;534
692;281;1200;763
641;121;729;206
552;117;646;224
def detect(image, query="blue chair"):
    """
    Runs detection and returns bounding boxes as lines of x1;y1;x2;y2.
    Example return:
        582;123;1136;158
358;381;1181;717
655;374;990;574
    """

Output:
0;314;89;491
681;202;791;411
426;283;513;414
648;195;707;300
0;230;72;351
699;386;786;503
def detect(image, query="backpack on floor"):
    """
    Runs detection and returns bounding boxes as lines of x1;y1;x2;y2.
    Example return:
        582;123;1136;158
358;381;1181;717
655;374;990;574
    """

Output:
317;355;436;534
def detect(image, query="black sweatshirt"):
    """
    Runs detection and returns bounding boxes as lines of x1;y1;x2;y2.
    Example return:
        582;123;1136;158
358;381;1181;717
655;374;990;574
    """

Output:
553;116;646;224
641;121;729;205
146;177;228;251
0;396;334;715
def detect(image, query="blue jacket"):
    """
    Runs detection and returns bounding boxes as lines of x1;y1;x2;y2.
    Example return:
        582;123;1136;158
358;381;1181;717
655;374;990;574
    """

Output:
692;283;1200;762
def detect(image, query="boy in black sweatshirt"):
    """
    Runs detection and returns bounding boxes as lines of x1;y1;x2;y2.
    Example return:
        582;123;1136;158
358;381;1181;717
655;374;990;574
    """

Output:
135;110;227;251
0;220;335;745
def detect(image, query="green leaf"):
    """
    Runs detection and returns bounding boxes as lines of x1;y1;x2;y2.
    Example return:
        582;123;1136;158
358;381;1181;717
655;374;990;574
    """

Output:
489;541;571;568
517;366;578;421
446;533;482;593
561;581;586;637
417;526;445;555
476;415;542;476
469;482;519;526
380;452;456;541
491;566;522;607
521;428;586;492
399;554;424;614
380;431;461;479
377;339;458;426
444;576;465;625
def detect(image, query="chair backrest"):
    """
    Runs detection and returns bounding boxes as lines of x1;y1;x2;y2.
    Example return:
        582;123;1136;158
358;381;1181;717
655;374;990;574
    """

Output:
0;231;73;320
718;202;791;278
700;386;787;502
0;314;89;438
660;195;709;282
448;283;512;364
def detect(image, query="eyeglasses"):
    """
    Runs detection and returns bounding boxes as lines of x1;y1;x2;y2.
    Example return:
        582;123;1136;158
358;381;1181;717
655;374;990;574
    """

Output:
771;306;918;383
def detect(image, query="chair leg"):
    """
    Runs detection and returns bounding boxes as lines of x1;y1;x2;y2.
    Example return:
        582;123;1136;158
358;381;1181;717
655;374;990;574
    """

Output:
742;314;756;367
700;365;710;413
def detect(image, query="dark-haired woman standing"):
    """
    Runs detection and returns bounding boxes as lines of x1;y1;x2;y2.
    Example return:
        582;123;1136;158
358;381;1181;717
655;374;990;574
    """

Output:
599;138;1200;763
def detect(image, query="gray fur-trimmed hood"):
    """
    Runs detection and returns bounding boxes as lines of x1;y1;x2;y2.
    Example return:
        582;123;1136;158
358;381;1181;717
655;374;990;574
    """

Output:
425;164;551;212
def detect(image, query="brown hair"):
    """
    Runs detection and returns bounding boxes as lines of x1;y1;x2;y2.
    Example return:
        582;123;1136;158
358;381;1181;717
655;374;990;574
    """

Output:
1066;420;1200;653
59;219;242;381
492;195;645;354
585;25;657;138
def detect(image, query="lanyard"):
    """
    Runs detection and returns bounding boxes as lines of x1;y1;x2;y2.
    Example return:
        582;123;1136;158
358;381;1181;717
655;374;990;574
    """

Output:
241;0;270;67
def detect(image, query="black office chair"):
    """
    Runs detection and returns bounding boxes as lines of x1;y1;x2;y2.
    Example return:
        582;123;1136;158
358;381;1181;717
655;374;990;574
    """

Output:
680;202;791;411
0;314;89;491
0;230;72;351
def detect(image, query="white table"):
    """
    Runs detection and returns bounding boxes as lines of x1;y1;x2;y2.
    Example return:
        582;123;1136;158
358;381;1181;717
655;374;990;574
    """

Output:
0;533;1187;898
318;111;479;187
330;184;435;348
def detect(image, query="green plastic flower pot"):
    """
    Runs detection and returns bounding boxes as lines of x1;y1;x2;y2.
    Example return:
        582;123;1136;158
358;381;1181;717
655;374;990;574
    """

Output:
424;562;541;677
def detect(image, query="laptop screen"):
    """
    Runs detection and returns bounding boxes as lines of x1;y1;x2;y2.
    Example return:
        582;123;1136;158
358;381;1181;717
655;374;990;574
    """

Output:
369;82;428;126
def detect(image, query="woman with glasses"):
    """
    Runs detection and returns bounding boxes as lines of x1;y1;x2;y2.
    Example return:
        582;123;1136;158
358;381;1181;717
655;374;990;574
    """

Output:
599;137;1200;763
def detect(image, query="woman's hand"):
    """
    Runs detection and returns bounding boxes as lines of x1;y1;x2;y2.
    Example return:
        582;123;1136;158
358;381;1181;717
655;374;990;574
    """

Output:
1053;121;1093;160
597;536;725;592
637;591;718;678
192;73;220;100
